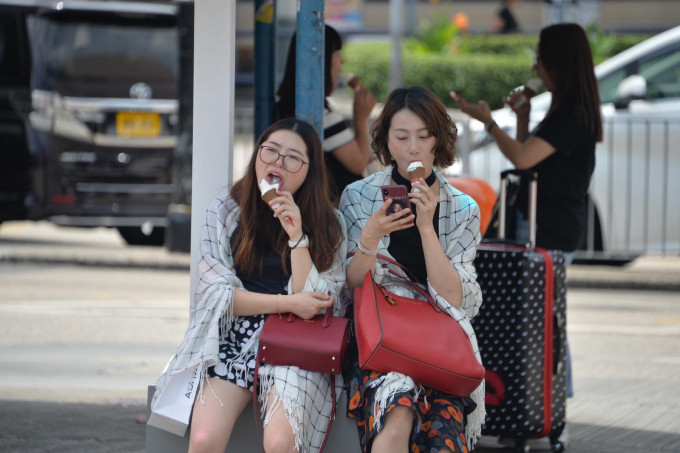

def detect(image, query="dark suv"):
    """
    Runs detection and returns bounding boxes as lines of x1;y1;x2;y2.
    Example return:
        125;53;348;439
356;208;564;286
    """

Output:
0;0;179;245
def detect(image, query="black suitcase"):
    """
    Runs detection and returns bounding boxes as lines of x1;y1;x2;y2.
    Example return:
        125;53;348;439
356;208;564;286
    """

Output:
472;170;568;452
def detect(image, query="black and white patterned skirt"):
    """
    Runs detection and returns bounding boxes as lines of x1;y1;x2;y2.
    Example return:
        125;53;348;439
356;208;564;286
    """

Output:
207;314;266;392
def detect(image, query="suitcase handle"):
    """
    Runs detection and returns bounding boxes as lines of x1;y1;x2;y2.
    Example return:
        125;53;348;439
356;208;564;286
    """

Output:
498;169;538;248
554;313;565;374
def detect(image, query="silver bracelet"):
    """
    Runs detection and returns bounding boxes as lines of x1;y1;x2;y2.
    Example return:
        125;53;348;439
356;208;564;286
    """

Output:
357;240;378;255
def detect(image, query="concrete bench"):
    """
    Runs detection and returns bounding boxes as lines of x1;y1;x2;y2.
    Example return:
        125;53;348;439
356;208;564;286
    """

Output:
146;385;361;452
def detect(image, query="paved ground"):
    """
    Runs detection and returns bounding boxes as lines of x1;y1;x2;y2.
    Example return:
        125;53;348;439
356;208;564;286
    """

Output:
1;221;679;290
1;221;679;453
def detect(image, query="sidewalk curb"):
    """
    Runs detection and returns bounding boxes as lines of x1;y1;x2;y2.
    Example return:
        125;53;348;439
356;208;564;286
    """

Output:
3;251;679;292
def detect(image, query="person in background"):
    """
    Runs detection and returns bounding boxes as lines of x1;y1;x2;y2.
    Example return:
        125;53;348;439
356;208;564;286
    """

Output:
492;0;521;34
340;86;485;453
152;118;347;453
452;22;603;445
275;24;377;204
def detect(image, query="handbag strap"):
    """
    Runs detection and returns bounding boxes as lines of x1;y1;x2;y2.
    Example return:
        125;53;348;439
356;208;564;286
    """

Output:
253;349;337;452
347;252;421;284
284;308;333;328
349;252;440;312
380;278;441;313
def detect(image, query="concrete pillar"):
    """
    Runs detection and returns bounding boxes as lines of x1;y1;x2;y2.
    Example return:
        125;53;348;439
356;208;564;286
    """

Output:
190;0;235;297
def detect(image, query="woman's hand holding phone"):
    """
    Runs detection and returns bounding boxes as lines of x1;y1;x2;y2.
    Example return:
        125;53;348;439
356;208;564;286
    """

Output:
360;185;414;249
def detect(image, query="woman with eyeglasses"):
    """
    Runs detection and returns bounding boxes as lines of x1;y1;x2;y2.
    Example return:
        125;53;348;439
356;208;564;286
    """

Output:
152;118;347;453
451;23;603;446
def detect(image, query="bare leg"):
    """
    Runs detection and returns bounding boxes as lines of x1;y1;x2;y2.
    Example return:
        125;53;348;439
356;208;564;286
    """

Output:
370;406;413;453
262;387;296;453
188;377;251;453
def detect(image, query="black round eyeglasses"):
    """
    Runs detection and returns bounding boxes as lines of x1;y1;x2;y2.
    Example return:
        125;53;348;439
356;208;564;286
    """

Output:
258;146;309;173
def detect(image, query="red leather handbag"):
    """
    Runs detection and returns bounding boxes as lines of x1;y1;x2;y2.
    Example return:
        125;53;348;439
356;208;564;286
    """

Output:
257;308;350;374
254;308;349;452
353;258;485;397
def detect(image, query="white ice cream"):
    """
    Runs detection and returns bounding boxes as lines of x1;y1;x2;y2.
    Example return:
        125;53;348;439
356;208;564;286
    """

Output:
260;178;280;209
259;178;279;195
407;161;423;173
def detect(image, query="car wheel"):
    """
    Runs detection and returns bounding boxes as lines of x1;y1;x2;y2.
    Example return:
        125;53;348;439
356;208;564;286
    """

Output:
117;226;165;246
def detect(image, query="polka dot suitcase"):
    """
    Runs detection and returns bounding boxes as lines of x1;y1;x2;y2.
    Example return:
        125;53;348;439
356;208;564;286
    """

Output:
472;170;568;451
473;246;567;450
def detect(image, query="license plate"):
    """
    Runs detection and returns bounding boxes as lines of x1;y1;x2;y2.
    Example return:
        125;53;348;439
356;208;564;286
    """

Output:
116;112;161;137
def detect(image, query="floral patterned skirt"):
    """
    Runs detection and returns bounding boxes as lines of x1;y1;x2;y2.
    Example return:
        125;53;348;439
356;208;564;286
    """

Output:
344;354;476;453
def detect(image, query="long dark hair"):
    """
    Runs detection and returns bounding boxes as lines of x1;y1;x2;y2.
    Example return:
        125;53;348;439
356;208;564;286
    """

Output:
538;23;603;141
371;86;458;168
230;118;342;276
275;24;343;120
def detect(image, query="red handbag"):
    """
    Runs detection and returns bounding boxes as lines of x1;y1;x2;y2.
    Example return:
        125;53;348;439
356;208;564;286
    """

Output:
257;308;350;374
353;257;485;397
254;308;349;452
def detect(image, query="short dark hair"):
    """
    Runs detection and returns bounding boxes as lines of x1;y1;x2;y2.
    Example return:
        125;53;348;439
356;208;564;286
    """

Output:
538;23;603;141
371;86;458;168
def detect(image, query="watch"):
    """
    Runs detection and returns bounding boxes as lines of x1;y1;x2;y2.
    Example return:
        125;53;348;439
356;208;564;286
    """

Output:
289;234;309;249
485;119;498;133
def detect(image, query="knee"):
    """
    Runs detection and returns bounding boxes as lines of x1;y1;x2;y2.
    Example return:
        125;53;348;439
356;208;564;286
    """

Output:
375;407;413;444
188;430;224;453
262;429;295;453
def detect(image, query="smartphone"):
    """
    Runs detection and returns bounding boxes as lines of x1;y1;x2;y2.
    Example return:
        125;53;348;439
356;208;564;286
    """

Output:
449;91;468;107
381;185;410;216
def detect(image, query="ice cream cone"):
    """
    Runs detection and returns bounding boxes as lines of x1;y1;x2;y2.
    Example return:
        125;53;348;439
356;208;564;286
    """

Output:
524;78;543;97
259;178;294;227
342;73;361;90
407;160;425;193
260;179;280;208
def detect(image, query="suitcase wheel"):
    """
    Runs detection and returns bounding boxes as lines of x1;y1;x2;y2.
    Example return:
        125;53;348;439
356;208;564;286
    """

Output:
549;439;565;453
513;439;530;453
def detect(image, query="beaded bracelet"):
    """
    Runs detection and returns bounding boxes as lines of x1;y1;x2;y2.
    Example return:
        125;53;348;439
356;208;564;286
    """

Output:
358;239;378;255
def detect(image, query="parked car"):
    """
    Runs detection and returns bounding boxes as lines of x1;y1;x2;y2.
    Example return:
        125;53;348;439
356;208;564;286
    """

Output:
0;0;179;245
463;25;680;261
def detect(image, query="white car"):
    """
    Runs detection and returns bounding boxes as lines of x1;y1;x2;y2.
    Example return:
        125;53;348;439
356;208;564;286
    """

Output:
463;26;680;261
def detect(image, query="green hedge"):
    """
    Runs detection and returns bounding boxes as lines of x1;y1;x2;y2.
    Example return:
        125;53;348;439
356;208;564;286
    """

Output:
342;33;650;110
343;42;535;110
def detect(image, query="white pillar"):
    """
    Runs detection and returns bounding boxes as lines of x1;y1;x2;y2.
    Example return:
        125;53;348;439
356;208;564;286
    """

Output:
190;0;235;297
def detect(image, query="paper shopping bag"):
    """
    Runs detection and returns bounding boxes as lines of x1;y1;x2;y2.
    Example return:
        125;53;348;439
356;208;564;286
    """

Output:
148;364;200;436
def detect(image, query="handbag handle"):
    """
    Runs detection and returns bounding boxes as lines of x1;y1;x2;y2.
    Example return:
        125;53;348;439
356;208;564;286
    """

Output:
379;278;441;313
347;252;421;284
348;252;441;312
285;307;333;328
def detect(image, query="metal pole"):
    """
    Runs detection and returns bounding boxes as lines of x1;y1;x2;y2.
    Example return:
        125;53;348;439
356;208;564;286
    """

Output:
389;0;403;91
406;0;416;37
254;0;276;139
296;0;324;139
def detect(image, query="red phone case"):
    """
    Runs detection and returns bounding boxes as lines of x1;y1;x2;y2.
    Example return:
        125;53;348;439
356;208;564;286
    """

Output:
381;185;409;215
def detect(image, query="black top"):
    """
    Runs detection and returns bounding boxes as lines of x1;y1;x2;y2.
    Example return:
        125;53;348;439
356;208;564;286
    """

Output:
324;148;362;204
230;227;290;295
387;167;439;284
498;7;519;33
519;104;597;252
